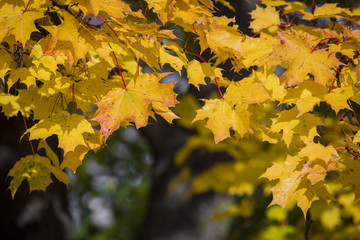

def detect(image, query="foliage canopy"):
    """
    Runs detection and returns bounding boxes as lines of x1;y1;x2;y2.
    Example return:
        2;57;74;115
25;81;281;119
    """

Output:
2;0;360;219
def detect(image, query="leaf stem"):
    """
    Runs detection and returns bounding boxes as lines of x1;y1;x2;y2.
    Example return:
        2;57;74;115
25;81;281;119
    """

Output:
329;65;342;92
137;58;140;74
192;24;197;33
335;146;346;151
289;13;304;24
311;38;338;53
143;6;148;24
22;116;35;155
71;67;78;114
14;83;18;96
23;0;31;14
97;16;126;45
184;33;192;50
304;210;312;240
311;0;315;14
71;84;77;114
185;48;207;63
111;51;127;91
214;78;224;99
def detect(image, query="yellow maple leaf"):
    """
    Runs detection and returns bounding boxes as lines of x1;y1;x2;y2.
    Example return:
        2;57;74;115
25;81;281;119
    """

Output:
339;154;360;200
261;0;307;14
324;86;354;113
271;31;341;86
262;155;335;216
16;86;64;120
73;0;132;19
302;3;353;21
8;68;36;88
298;142;339;164
0;93;20;117
192;98;250;143
8;154;69;199
296;89;321;116
249;5;280;33
0;4;43;44
256;68;286;101
270;107;323;147
186;60;224;90
239;34;279;68
28;110;95;154
261;155;303;209
159;46;185;73
0;47;14;83
43;11;91;65
187;60;208;90
61;145;89;173
93;72;178;140
225;76;270;105
37;140;60;168
205;25;243;55
60;130;104;173
299;162;327;185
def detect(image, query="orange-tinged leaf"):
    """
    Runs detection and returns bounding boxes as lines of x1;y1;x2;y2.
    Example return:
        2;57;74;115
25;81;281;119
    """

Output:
28;111;95;154
8;154;69;199
192;98;250;143
93;73;178;140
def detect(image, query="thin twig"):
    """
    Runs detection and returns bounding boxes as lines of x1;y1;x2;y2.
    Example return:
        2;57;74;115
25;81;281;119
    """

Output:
304;210;312;240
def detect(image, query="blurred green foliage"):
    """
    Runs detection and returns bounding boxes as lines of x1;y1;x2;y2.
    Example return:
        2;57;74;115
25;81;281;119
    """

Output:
68;127;152;240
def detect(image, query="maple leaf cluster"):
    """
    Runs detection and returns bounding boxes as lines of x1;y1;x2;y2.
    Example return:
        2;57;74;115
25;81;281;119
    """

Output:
1;0;360;217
